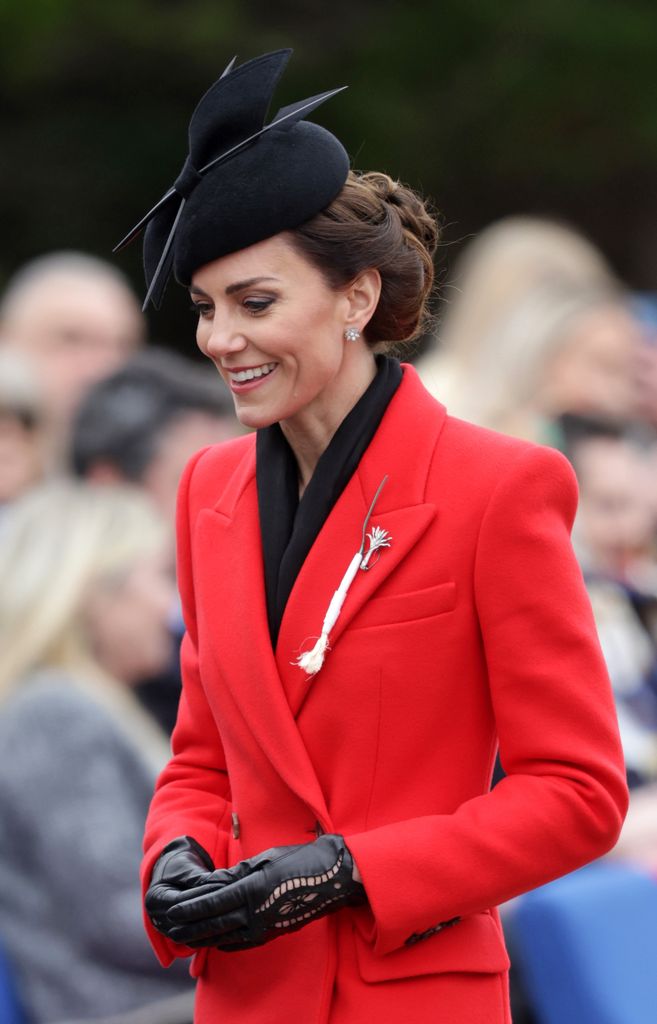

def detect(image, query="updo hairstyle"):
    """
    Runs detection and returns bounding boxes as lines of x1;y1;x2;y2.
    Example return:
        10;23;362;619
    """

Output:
290;171;439;350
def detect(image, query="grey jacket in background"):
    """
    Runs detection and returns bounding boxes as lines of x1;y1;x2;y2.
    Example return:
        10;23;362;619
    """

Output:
0;672;193;1024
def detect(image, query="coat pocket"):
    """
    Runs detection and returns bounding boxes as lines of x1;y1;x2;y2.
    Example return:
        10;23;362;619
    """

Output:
353;911;510;982
350;581;457;631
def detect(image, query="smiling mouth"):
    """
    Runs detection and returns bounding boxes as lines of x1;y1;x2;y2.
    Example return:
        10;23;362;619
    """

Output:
228;362;277;384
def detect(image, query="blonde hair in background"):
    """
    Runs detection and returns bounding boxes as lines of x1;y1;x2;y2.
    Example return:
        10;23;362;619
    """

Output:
0;481;167;702
417;216;621;434
441;282;621;434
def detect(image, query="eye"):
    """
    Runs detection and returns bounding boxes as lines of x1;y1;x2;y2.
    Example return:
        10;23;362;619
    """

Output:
242;296;274;315
189;300;213;319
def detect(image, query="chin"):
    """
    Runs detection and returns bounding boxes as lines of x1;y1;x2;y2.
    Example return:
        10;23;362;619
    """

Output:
233;397;296;431
234;406;278;430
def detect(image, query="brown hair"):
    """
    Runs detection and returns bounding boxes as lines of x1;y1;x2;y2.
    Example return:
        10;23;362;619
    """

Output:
289;170;439;350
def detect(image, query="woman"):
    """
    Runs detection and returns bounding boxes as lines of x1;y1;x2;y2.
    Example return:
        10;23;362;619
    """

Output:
567;423;657;788
0;482;194;1023
118;50;628;1024
416;217;642;445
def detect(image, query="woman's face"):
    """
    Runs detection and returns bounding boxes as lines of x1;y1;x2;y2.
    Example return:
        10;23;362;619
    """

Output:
190;234;364;431
573;436;654;574
84;553;175;685
540;305;642;420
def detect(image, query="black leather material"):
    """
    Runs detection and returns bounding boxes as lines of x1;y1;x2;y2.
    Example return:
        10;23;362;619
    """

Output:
145;836;216;932
160;834;365;950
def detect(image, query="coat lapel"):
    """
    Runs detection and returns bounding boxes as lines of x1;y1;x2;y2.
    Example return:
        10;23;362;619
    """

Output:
276;365;445;716
197;456;331;826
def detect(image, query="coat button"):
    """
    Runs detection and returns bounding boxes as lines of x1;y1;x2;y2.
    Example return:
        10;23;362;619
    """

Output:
404;916;460;946
231;812;240;839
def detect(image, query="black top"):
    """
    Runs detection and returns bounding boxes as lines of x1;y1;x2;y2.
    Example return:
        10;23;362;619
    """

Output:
256;356;402;646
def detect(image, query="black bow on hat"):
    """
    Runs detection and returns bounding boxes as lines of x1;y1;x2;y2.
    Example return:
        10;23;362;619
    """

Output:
114;50;349;310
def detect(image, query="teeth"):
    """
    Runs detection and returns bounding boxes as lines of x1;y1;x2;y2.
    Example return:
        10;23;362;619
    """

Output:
230;362;276;383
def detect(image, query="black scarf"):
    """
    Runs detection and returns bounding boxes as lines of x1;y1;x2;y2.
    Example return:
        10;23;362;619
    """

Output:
256;356;402;646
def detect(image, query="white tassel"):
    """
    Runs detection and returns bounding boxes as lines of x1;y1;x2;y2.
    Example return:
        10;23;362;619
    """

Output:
294;476;390;677
295;632;329;675
295;551;363;675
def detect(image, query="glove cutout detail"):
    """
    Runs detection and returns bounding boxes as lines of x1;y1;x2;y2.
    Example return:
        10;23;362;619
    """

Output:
255;846;348;929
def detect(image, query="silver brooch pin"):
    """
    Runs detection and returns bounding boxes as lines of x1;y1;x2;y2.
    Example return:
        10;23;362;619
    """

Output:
360;525;392;570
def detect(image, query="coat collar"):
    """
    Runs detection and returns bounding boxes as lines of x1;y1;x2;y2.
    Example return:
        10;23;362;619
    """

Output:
200;365;446;822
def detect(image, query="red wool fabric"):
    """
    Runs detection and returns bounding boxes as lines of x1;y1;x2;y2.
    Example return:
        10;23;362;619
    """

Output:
142;364;628;1024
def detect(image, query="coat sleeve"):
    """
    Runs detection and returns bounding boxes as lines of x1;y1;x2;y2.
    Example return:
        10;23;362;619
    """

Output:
141;448;233;966
346;444;629;955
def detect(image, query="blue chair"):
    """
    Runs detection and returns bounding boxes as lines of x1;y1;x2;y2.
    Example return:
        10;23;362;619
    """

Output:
0;940;26;1024
510;861;657;1024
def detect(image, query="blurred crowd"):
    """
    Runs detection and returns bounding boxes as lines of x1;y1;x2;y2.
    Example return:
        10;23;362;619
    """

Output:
0;222;655;1022
0;252;241;1024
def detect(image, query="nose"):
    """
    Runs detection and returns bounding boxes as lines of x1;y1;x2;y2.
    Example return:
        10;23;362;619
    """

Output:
199;316;247;360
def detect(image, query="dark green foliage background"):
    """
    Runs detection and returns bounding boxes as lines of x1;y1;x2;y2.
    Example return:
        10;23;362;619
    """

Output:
1;0;656;350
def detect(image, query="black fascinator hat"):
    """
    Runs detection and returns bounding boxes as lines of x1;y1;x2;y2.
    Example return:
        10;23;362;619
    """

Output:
115;49;349;310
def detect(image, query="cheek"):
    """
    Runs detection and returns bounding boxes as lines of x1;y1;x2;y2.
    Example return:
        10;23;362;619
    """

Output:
294;321;344;381
195;321;211;355
117;598;171;671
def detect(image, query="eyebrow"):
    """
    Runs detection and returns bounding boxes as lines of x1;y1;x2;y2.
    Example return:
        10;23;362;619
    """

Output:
189;276;280;298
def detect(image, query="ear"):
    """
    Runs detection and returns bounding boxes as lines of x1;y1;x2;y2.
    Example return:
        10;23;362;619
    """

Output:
343;268;381;332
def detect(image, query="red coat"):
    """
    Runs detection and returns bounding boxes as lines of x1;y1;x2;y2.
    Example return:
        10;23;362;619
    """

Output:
142;365;628;1023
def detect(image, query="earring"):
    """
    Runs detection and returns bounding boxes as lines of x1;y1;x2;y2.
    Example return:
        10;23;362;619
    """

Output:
344;326;361;342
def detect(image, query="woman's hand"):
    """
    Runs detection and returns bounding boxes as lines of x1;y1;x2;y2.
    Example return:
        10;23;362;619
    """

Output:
145;835;223;933
158;834;366;950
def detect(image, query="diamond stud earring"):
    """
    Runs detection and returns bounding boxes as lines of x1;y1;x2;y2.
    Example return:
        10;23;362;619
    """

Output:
344;326;361;342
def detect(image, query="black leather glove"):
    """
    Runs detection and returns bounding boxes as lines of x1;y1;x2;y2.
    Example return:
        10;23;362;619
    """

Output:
162;833;366;950
145;836;219;935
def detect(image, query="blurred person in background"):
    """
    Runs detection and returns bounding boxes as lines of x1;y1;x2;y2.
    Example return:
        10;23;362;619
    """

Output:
564;418;657;789
417;217;643;445
70;347;242;734
0;251;145;470
71;346;241;527
554;418;657;971
0;349;46;514
632;294;657;429
418;219;647;1024
0;482;194;1024
417;215;614;399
